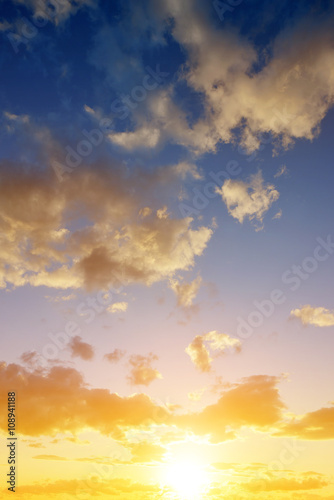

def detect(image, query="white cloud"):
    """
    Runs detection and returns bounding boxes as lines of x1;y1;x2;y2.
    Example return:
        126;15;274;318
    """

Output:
217;171;279;227
107;302;128;314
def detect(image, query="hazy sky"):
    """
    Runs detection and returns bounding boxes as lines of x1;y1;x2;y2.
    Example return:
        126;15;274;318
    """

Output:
0;1;334;499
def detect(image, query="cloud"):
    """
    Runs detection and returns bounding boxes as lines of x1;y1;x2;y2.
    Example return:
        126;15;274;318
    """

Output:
243;474;328;492
15;478;162;499
112;0;334;156
107;301;128;313
277;405;334;440
177;375;286;442
68;336;94;361
274;165;288;178
170;276;202;308
104;349;126;363
185;335;212;373
0;162;213;291
45;293;76;302
127;353;163;386
290;305;334;326
273;209;283;220
3;361;332;444
0;362;170;437
217;172;279;227
11;0;93;25
185;331;241;372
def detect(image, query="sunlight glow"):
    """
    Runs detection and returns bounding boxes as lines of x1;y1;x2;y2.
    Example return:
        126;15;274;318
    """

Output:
164;458;211;499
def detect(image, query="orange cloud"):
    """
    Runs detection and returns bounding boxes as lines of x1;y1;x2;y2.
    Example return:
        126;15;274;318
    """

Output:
68;336;94;360
0;362;170;437
243;474;328;492
127;353;163;386
277;405;334;440
217;172;279;228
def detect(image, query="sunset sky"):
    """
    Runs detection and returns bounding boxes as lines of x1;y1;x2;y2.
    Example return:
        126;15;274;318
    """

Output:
1;0;334;499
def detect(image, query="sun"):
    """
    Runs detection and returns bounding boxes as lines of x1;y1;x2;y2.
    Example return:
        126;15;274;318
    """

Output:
163;458;210;499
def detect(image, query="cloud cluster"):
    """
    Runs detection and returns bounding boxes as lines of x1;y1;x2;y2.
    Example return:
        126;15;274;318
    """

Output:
277;405;334;440
0;362;170;437
0;162;212;291
290;305;334;326
178;375;286;442
185;331;241;372
1;361;334;445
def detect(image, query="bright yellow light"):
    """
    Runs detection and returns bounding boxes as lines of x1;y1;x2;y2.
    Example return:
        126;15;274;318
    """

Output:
164;458;210;499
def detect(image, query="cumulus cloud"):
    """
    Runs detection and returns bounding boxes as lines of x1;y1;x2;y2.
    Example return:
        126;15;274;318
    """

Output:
127;353;163;386
243;473;328;492
217;172;279;227
11;0;93;25
0;362;170;437
0;162;212;291
45;293;76;303
185;331;241;372
104;349;126;363
277;405;334;440
170;276;202;308
68;336;94;361
3;361;332;444
177;375;286;442
290;305;334;326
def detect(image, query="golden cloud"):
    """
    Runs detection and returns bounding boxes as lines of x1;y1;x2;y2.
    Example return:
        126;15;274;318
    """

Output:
0;163;212;291
107;301;128;313
0;362;170;437
111;1;334;156
185;331;241;372
290;305;334;326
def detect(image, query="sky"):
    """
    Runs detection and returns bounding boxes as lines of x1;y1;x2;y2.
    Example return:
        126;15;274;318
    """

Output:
0;0;334;499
